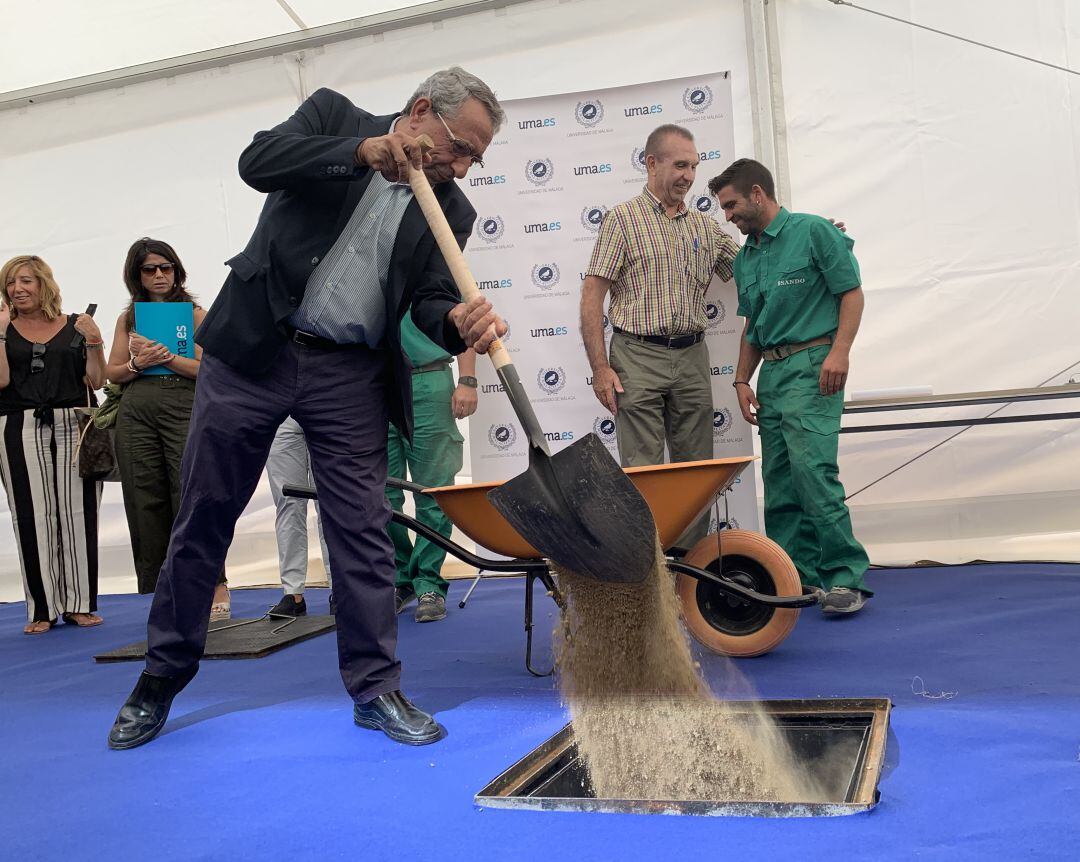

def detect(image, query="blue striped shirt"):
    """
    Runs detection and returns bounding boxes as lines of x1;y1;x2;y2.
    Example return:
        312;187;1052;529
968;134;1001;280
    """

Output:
290;161;414;347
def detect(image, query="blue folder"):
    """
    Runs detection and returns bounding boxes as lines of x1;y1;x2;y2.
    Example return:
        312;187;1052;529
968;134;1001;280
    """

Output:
134;302;195;376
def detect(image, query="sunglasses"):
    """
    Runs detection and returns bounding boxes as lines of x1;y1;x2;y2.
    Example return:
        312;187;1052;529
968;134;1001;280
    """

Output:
140;263;176;276
434;112;484;169
30;342;45;374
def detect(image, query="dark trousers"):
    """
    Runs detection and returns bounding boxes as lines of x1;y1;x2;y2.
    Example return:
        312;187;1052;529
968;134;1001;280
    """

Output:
145;343;401;703
115;375;225;594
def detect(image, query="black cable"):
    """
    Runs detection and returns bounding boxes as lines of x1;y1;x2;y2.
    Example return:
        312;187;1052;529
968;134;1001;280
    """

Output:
826;0;1079;77
845;360;1080;501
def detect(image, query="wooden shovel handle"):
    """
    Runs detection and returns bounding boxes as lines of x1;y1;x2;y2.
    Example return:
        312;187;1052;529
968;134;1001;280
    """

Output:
407;136;511;371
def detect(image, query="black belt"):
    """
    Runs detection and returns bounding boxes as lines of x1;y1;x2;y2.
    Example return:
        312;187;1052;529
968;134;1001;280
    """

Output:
411;360;450;374
613;327;704;349
287;327;358;352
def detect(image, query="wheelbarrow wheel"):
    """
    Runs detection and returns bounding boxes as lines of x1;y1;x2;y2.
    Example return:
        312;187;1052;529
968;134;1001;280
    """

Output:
677;530;801;658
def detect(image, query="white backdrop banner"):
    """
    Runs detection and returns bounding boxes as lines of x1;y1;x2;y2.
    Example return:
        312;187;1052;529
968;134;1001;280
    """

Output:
462;72;759;532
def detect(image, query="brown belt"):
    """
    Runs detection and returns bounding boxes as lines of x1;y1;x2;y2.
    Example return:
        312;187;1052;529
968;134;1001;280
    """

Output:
760;334;833;362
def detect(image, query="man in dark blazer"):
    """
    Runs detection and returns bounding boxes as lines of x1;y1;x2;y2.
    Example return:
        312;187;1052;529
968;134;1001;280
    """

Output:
108;67;506;750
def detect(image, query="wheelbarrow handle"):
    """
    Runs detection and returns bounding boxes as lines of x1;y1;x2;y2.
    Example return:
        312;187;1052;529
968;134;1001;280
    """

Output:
408;140;549;457
281;477;428;500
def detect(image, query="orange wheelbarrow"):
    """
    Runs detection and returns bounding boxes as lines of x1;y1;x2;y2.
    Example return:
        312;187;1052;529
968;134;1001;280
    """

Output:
285;456;819;676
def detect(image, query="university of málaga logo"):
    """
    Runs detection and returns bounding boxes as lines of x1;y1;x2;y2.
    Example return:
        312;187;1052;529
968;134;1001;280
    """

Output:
488;423;518;451
593;416;617;445
575;99;604;127
693;193;715;214
711;513;741;532
531;263;560;290
525;158;554;186
683;84;714;114
476;215;505;243
630;147;647;174
580;205;608;232
712;407;733;436
537;367;566;395
705;301;726;329
602;314;613;336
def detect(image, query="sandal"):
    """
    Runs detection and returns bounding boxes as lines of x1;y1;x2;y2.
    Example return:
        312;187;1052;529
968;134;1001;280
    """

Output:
62;612;104;628
210;587;231;622
23;619;54;635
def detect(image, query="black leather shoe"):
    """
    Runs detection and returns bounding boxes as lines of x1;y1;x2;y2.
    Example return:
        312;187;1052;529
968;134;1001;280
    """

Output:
353;690;445;745
269;594;307;617
394;586;416;615
107;669;194;750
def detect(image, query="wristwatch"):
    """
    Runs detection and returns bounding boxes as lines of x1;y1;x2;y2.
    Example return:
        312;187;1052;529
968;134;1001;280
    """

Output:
458;376;478;388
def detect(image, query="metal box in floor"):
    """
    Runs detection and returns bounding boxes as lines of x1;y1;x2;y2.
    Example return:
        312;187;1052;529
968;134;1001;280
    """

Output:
476;698;892;817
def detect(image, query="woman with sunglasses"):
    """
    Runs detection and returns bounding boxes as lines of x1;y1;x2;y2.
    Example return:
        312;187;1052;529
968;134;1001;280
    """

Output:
106;238;229;616
0;255;107;634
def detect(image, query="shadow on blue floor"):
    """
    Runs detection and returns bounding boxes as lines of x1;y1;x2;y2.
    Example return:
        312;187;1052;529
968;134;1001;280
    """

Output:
2;563;1079;861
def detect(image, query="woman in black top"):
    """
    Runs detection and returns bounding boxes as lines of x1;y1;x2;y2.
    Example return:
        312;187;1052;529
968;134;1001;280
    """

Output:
0;255;107;633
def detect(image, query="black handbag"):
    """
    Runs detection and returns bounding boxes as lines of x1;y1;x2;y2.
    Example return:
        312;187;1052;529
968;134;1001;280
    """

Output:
72;388;121;482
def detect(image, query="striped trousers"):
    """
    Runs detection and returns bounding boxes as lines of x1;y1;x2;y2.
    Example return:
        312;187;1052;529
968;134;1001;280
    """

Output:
0;408;101;622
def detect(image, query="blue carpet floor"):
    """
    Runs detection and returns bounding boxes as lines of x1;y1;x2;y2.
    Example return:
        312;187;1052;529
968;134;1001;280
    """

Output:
2;563;1079;861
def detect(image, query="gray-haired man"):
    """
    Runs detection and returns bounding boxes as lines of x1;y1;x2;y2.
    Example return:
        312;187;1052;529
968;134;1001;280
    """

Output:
109;67;507;751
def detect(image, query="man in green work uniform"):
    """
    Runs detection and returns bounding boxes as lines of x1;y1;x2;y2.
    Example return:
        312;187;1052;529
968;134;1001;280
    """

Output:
708;158;871;615
387;311;478;623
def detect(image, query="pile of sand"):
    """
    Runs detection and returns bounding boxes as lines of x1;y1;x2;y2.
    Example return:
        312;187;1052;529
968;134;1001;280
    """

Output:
553;535;821;803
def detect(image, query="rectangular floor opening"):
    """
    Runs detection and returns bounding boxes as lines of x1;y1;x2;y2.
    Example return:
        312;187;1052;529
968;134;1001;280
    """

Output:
477;698;891;817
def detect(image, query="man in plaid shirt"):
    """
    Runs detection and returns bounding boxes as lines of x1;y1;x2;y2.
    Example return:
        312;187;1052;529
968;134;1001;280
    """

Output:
580;124;737;546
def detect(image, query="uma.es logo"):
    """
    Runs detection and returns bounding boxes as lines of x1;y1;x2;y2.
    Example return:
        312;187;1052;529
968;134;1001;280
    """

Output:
518;117;556;130
477;277;512;290
624;104;663;118
476;216;505;243
525;158;554;186
575;99;604;127
469;174;506;188
488;423;518;451
537;367;566;394
683;85;714;114
531;263;560;289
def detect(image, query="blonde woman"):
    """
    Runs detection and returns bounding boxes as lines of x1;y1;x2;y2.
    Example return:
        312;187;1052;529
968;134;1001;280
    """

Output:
0;255;106;633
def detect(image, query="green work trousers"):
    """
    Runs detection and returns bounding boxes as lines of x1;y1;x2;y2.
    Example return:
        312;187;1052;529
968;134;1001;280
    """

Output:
386;367;464;598
114;375;225;594
756;344;871;593
609;333;714;546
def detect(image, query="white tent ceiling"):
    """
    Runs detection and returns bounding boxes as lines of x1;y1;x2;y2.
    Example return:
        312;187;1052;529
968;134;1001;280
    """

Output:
0;0;429;92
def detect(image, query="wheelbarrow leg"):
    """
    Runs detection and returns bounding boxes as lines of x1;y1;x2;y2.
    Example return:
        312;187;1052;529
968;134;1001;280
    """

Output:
524;570;564;678
458;570;485;609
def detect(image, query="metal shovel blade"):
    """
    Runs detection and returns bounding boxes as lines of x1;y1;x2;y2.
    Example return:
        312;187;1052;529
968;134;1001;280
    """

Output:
487;433;658;584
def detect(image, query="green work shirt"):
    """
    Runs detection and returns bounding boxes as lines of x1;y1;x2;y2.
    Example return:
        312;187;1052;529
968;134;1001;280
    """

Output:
734;208;861;349
399;310;451;367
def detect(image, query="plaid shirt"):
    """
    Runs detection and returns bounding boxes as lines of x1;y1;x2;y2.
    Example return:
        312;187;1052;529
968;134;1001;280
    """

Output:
585;187;739;336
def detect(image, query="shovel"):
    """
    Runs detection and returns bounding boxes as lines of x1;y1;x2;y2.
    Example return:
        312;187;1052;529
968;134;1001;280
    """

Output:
408;138;657;584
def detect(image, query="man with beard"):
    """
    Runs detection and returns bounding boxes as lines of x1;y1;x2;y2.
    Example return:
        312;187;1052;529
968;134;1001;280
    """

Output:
580;124;739;546
709;158;871;615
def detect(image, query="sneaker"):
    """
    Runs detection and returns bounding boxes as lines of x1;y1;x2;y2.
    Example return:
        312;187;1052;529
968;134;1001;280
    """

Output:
394;586;416;615
414;592;447;623
269;594;307;617
821;587;869;616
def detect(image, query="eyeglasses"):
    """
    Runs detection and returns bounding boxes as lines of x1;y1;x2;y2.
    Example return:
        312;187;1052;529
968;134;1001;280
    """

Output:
30;342;45;374
140;263;176;276
434;111;484;169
